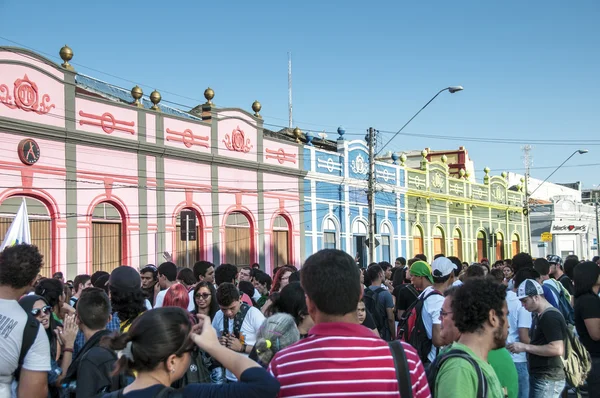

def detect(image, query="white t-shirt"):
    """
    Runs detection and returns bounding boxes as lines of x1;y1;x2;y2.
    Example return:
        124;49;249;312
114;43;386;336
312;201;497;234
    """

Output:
187;290;196;312
0;299;51;396
506;290;532;363
419;286;444;363
212;305;265;381
452;279;463;287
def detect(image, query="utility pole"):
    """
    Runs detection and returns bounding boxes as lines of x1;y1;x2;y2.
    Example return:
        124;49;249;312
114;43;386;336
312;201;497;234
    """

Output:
522;145;533;253
594;191;600;253
367;127;377;264
288;52;293;129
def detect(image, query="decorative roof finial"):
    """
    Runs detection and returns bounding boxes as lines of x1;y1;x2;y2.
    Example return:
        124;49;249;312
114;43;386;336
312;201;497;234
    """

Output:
59;45;74;71
252;100;262;118
150;90;161;111
131;86;144;108
204;87;215;105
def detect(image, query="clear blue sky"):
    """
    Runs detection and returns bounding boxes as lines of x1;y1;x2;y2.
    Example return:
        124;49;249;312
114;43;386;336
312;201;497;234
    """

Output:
1;0;599;187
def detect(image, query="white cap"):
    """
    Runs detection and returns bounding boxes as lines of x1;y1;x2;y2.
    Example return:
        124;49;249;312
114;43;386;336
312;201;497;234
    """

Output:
432;257;458;278
516;279;544;300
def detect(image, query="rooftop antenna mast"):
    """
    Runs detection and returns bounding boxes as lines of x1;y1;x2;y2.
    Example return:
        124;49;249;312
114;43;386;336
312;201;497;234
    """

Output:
288;52;293;129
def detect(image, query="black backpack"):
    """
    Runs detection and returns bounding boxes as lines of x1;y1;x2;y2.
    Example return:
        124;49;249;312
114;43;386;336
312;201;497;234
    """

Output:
426;349;488;398
363;287;389;340
397;290;442;364
171;347;211;388
13;311;39;381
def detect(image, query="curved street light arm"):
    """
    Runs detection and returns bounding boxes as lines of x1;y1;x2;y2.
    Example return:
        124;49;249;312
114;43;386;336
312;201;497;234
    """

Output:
376;87;453;156
528;150;587;199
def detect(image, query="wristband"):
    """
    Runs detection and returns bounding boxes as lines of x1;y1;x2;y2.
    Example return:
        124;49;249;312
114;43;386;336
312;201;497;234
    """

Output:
62;348;74;354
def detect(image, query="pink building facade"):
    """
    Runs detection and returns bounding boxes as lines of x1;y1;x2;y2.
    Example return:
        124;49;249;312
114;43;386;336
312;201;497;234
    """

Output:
0;46;304;278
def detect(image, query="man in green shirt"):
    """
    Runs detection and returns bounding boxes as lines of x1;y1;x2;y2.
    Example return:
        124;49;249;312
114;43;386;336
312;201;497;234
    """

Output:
438;285;518;397
434;278;509;398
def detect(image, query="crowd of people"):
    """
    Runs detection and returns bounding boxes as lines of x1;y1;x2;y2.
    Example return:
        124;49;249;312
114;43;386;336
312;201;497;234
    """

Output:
0;243;598;398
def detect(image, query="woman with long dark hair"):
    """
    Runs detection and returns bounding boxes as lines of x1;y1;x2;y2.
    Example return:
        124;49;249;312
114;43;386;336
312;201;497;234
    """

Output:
192;281;218;319
101;307;279;397
573;261;600;397
19;295;78;397
268;282;313;337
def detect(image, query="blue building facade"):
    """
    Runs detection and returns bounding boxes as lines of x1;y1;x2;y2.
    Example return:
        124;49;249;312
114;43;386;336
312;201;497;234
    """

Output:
303;129;407;267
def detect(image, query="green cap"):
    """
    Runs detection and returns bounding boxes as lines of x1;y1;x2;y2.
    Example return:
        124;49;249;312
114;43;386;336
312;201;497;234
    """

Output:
409;260;434;284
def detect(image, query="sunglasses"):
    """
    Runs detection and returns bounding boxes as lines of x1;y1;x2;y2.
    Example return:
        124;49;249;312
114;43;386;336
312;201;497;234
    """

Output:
195;293;211;300
31;306;52;317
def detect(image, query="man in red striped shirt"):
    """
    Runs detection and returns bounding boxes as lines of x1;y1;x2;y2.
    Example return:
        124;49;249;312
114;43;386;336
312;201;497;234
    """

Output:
268;249;431;398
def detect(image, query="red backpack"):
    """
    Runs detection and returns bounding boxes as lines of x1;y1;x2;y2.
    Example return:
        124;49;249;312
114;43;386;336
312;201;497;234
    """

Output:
396;289;442;365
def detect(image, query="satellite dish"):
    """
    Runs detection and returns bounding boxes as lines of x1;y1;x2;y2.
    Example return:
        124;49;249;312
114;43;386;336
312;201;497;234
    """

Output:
318;131;328;140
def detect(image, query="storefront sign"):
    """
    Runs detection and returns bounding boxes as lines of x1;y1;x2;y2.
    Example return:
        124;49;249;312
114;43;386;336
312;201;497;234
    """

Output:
550;221;588;234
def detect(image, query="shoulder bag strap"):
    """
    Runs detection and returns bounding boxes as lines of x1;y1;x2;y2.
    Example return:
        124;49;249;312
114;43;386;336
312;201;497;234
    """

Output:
388;340;413;398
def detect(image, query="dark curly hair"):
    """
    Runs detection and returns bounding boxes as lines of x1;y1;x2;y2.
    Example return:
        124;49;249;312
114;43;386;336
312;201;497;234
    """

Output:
216;282;240;307
451;277;506;334
109;285;147;325
214;263;238;286
512;252;534;273
0;244;43;289
35;278;64;309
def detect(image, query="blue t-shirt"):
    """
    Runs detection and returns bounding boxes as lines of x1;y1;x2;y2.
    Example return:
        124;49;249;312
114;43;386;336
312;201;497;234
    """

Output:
120;367;279;398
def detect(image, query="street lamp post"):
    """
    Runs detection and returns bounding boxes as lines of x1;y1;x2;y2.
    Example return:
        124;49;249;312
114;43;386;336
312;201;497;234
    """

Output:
524;149;588;253
367;86;463;264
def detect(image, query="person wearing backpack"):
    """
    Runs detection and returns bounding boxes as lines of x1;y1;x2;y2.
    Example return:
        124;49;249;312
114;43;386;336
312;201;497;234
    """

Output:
398;258;455;366
507;279;566;398
0;244;50;398
534;258;575;327
60;287;126;397
573;261;600;397
432;278;510;398
212;283;265;382
365;265;395;341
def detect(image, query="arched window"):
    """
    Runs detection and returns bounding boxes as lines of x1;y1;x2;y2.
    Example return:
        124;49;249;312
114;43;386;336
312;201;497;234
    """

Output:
92;202;123;273
273;215;290;267
496;232;505;261
477;230;487;261
452;228;463;260
225;212;251;266
413;225;424;257
381;223;392;263
353;220;368;268
175;209;201;268
433;226;445;256
323;218;337;250
0;196;53;277
511;233;520;256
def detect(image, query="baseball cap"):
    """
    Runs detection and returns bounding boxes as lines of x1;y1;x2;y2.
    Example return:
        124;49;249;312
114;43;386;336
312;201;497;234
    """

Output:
546;255;562;266
431;257;458;278
108;266;141;291
516;279;544;300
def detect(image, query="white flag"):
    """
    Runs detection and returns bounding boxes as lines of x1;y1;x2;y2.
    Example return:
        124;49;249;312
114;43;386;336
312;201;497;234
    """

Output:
0;198;32;251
